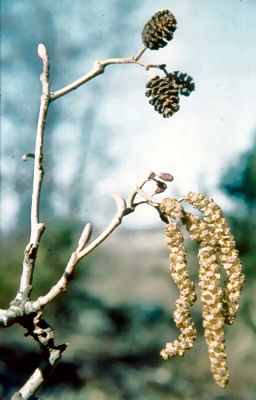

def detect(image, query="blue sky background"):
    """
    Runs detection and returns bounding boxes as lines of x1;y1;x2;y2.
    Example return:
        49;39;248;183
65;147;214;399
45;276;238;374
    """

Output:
1;0;256;231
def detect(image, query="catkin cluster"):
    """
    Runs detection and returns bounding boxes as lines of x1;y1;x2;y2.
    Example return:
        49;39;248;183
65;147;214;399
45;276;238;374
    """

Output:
160;199;197;359
159;194;244;388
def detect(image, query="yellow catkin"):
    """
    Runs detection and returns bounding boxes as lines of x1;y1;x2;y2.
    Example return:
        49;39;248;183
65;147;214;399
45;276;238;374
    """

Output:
185;192;245;325
160;194;244;387
184;192;245;387
160;199;197;360
198;243;229;387
183;210;229;387
161;197;184;221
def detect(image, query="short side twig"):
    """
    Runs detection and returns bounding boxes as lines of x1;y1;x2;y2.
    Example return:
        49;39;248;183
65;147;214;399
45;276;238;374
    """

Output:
50;46;165;101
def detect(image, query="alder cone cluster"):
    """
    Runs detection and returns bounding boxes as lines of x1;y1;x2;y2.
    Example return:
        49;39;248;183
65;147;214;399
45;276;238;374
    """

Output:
142;9;177;50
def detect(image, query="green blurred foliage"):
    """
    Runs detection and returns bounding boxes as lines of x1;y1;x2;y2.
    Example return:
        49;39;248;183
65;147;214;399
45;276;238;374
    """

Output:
219;136;256;334
0;219;88;310
220;137;256;273
221;138;256;209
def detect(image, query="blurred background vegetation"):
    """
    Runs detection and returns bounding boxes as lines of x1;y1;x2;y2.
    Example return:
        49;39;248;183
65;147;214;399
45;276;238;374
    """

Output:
1;1;256;399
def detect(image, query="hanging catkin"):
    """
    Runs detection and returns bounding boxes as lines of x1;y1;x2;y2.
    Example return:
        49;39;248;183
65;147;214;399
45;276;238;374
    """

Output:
160;199;197;359
185;192;245;325
159;195;244;388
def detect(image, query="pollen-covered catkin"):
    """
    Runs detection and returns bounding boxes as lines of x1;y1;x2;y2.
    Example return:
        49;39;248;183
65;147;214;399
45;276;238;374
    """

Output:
198;243;229;387
219;235;244;325
160;194;244;387
185;192;245;325
183;211;216;245
183;210;229;386
160;198;197;360
160;197;184;220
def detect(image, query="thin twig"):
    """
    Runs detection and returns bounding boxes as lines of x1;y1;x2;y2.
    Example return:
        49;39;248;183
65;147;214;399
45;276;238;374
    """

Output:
134;45;147;61
31;44;50;237
136;187;160;206
50;47;164;101
126;171;155;209
17;44;50;299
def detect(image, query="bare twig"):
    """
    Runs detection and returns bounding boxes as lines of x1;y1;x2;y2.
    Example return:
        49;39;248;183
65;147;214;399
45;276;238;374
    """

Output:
134;45;147;60
50;46;165;101
31;44;50;237
126;171;156;209
17;44;50;300
136;187;160;206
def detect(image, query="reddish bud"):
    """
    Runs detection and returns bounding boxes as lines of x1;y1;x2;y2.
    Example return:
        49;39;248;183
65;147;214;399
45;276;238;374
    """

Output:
158;172;174;182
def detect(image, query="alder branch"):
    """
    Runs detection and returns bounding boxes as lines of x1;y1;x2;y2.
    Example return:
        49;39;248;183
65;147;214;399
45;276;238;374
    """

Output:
1;10;180;397
15;43;162;304
0;170;172;331
50;46;166;101
0;38;171;328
